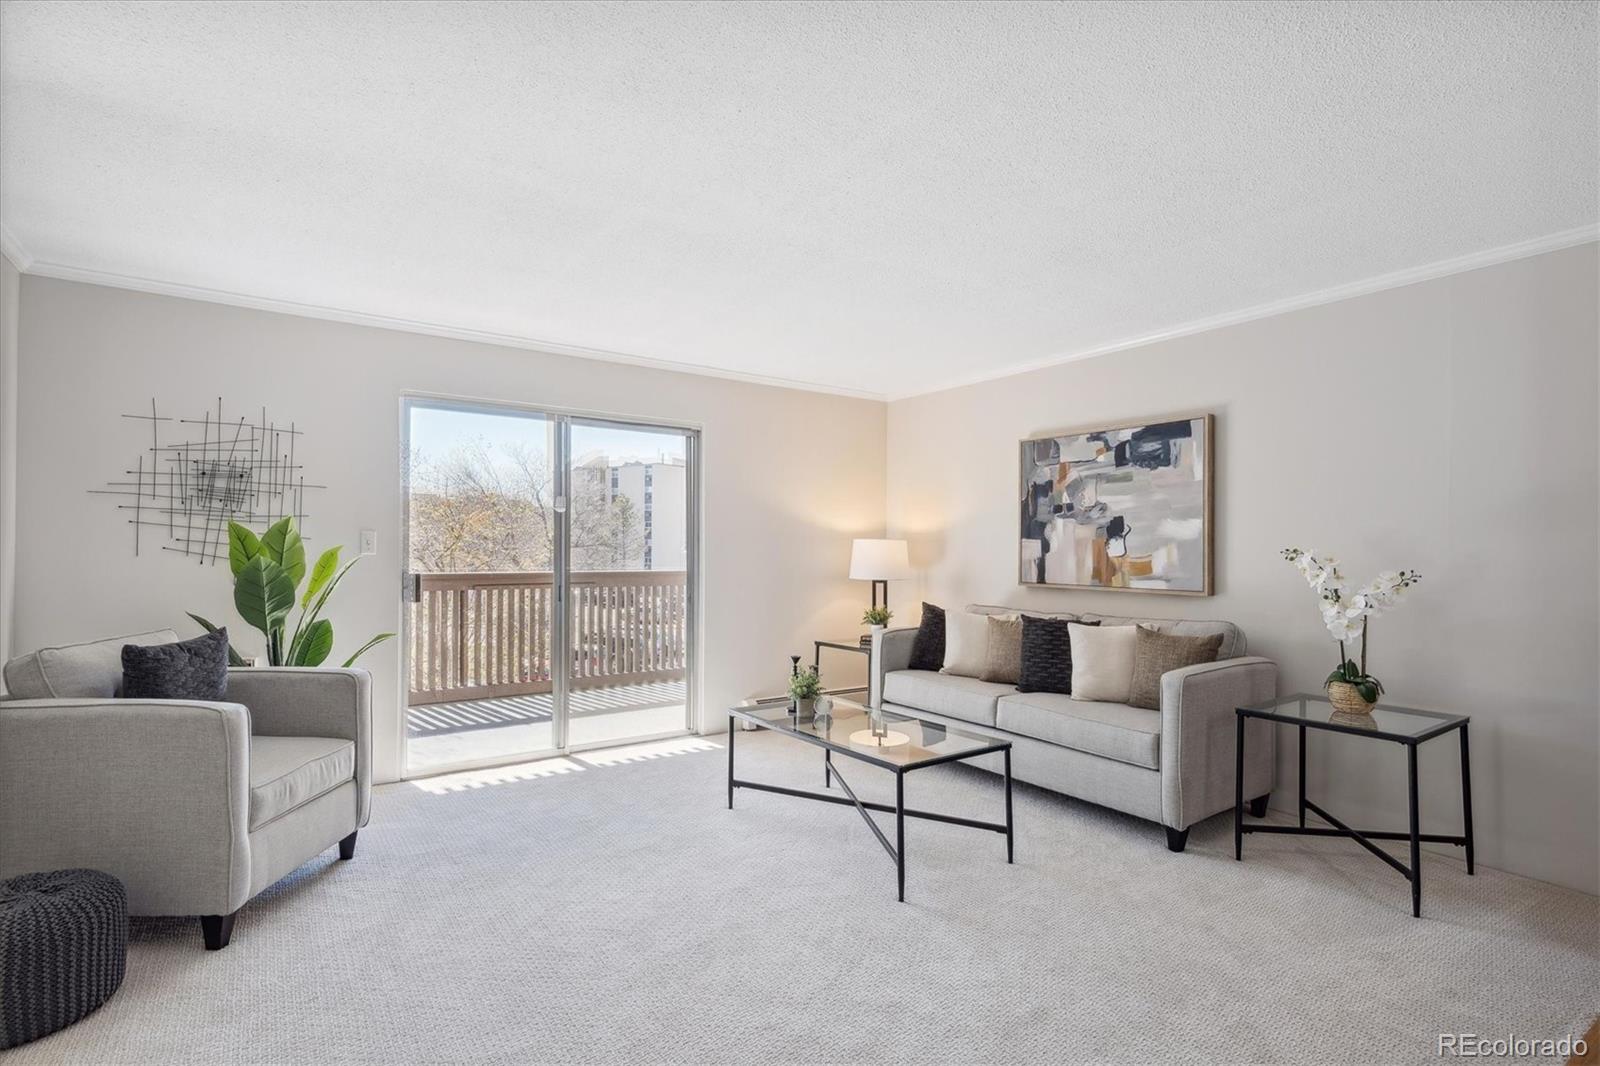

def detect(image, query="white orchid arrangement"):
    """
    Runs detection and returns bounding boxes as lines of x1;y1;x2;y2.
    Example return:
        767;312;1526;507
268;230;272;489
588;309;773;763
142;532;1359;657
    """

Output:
1282;547;1421;704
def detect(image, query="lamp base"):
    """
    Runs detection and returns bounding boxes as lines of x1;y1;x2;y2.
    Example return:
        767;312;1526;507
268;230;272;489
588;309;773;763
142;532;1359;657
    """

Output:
849;728;910;749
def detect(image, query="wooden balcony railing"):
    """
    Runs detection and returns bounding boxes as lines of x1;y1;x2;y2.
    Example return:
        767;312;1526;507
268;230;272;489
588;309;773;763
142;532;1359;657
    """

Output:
407;570;688;706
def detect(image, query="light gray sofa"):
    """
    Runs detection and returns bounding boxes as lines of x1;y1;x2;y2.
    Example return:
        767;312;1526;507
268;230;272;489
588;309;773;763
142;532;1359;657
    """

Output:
871;606;1277;851
0;629;372;949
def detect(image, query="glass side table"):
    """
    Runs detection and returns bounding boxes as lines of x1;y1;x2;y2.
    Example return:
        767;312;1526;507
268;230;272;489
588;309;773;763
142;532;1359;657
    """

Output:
1235;693;1474;918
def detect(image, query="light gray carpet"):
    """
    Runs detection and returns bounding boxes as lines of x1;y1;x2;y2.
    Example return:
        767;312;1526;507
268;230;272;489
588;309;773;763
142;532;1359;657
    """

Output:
10;732;1597;1065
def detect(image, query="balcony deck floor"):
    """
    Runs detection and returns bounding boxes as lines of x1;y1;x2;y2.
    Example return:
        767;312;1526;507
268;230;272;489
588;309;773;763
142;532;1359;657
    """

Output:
406;679;688;776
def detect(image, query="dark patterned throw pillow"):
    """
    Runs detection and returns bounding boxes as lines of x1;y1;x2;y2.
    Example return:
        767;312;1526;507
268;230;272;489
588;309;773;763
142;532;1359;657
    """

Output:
121;629;230;701
1016;616;1098;694
907;603;946;671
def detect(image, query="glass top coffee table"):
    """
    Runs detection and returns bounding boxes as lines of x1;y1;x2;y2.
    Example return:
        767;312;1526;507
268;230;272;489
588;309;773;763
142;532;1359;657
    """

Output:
727;698;1014;902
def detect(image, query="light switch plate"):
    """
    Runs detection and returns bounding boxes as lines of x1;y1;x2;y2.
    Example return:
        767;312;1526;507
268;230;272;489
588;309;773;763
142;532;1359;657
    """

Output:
359;529;377;556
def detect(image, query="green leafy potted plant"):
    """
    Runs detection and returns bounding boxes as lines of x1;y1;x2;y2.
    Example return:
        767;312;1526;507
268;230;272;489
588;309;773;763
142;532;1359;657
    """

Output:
789;664;823;723
189;516;393;668
1282;547;1421;714
861;604;892;646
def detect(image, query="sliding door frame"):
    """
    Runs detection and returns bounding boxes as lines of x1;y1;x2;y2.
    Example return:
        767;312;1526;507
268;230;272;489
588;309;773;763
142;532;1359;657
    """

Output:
399;392;702;779
561;413;700;755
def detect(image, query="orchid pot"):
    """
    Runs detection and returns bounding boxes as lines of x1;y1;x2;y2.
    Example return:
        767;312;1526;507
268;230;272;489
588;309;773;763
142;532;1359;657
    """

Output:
1282;547;1421;716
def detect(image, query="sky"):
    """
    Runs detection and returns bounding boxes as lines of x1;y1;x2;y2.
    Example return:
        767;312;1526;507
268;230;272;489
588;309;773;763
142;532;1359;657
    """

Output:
409;404;687;474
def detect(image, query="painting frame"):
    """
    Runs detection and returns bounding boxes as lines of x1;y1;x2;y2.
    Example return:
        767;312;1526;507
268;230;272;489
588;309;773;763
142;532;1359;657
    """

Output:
1017;411;1214;597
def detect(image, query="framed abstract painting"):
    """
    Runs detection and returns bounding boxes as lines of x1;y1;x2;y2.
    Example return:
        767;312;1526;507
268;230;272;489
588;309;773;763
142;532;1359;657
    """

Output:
1018;413;1213;595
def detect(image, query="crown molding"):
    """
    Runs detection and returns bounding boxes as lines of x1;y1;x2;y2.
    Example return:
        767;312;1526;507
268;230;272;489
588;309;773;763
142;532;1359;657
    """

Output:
888;224;1600;401
0;224;34;272
13;258;889;402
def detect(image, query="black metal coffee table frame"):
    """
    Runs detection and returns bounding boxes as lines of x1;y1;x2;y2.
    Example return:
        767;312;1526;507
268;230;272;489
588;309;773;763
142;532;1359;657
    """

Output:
727;705;1014;902
1235;694;1474;918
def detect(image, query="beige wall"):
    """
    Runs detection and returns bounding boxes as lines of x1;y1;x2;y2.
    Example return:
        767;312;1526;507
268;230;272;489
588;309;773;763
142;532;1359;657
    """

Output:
14;277;884;782
886;243;1599;893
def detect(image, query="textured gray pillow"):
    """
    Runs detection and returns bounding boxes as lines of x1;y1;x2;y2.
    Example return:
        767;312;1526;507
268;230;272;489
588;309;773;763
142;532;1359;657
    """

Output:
121;629;230;701
1127;626;1223;710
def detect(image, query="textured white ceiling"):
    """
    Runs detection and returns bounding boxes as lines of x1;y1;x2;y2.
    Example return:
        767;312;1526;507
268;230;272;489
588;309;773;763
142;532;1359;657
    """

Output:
2;1;1595;398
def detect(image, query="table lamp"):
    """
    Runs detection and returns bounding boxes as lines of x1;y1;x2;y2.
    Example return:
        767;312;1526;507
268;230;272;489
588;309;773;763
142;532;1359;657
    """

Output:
849;538;913;617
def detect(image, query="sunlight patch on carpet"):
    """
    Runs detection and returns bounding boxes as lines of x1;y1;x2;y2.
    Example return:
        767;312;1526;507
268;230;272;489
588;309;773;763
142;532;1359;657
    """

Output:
408;735;722;794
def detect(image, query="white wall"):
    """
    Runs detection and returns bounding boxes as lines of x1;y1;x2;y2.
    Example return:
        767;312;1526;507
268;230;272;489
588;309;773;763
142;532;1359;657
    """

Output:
886;243;1600;894
0;253;17;670
14;276;883;782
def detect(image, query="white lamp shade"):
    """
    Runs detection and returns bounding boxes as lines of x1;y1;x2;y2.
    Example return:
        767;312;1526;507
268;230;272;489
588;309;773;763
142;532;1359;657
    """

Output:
849;539;913;581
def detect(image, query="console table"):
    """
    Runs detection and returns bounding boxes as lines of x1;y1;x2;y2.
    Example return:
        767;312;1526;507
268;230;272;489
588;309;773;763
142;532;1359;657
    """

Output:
1235;693;1473;917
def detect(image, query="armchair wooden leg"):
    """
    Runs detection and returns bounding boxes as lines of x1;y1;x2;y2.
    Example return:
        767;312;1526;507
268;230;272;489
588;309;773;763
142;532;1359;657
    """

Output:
1248;793;1271;818
338;831;358;861
1164;826;1190;853
200;911;237;951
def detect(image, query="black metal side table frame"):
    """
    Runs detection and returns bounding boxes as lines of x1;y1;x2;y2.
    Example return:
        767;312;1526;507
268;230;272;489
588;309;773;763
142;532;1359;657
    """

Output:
1234;697;1474;918
727;709;1014;902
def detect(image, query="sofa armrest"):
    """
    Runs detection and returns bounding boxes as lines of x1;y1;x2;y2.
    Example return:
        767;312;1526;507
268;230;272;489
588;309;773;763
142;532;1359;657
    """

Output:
1159;657;1278;831
227;667;372;826
0;699;252;915
871;627;919;708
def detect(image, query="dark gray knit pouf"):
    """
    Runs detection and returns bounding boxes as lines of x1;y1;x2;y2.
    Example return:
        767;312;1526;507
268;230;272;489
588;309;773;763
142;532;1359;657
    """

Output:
0;869;127;1049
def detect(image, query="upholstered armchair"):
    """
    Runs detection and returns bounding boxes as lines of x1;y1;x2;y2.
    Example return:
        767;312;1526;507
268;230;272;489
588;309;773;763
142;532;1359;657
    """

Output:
0;630;372;950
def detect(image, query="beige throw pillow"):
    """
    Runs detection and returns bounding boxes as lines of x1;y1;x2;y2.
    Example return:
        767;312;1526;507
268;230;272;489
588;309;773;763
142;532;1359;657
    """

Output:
979;616;1023;684
1127;626;1224;710
1069;623;1138;702
941;610;991;678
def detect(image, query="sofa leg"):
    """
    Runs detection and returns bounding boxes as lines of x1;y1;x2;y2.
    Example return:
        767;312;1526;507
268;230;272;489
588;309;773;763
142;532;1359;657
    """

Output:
200;911;237;951
1248;793;1270;818
1164;826;1190;853
338;831;358;861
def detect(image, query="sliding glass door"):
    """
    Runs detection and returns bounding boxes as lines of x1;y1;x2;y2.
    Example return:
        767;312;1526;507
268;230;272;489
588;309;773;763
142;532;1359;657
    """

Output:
565;419;693;749
402;399;696;777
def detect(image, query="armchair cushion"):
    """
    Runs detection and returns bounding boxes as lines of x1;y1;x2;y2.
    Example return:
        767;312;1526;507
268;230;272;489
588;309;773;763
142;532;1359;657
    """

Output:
248;736;355;831
121;629;229;701
226;668;373;828
4;630;179;699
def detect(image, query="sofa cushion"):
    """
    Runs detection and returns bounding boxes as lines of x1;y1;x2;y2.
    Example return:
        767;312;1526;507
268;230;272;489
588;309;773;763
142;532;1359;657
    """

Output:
1127;626;1223;710
3;629;180;699
882;670;1012;728
1078;614;1245;659
249;735;355;831
968;603;1078;622
941;611;999;678
907;603;946;671
996;691;1162;770
979;616;1023;684
1069;623;1138;702
1017;616;1098;694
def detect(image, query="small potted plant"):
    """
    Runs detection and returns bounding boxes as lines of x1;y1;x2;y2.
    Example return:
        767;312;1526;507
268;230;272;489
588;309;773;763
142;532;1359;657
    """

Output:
861;605;892;646
1282;547;1421;714
789;664;823;723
